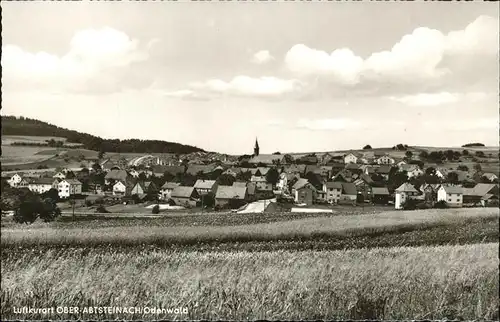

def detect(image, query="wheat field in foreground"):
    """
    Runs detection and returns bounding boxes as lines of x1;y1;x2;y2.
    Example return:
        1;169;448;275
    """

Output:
2;243;498;320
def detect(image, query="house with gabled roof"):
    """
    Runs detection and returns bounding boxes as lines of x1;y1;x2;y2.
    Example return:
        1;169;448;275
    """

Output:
376;155;395;165
339;182;358;205
160;182;181;200
395;183;420;209
193;179;218;196
58;179;82;199
481;172;498;182
28;178;59;194
322;181;342;204
248;154;285;166
292;179;317;205
353;174;374;201
344;152;360;164
105;169;131;185
437;185;463;207
170;186;200;207
215;185;248;208
371;187;390;205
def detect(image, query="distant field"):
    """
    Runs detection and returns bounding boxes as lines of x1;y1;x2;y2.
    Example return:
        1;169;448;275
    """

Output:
1;135;67;145
0;146;59;165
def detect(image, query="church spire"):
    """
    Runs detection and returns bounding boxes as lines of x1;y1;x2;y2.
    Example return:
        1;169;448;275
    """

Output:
254;137;260;156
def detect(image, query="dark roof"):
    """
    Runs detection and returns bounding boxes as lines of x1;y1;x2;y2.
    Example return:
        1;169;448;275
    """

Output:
324;181;342;189
372;187;390;195
215;186;247;200
376;165;393;174
341;182;357;195
345;163;360;170
171;186;198;198
64;179;82;185
441;185;464;194
30;178;56;185
161;182;180;189
248;154;285;165
232;181;247;187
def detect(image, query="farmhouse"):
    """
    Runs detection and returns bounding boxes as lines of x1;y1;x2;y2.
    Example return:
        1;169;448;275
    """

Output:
481;173;498;182
28;178;59;194
338;182;357;205
371;187;390;205
233;181;257;201
112;181;128;196
160;182;180;200
194;179;218;196
395;183;420;209
277;173;299;194
376;155;395;165
437;185;463;208
170;186;200;208
215;185;248;208
344;153;359;164
420;183;441;204
400;164;424;178
292;179;317;206
250;176;273;191
322;181;342;204
57;179;82;199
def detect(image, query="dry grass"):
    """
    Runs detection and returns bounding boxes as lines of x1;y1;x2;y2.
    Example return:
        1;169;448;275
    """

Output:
2;208;497;248
1;243;498;320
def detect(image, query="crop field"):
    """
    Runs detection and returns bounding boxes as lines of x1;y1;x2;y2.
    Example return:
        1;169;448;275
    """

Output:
1;243;498;320
1;208;497;248
1;135;68;145
1;208;498;320
0;146;60;165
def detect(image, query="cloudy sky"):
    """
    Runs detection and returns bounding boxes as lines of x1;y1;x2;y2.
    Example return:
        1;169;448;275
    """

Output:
1;2;498;154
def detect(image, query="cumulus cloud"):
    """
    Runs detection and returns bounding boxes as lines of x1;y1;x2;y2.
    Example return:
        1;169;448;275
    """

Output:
2;27;151;93
388;92;490;107
284;15;498;91
251;50;275;65
185;76;305;99
296;118;362;131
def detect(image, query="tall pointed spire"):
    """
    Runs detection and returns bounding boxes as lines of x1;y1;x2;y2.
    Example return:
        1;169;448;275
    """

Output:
254;137;260;156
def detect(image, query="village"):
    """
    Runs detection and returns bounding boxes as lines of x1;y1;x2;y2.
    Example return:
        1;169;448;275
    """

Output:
3;138;499;214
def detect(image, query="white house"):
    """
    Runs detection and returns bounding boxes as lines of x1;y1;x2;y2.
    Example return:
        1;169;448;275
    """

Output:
437;185;463;208
57;179;82;199
28;178;58;194
250;175;273;191
344;153;358;164
376;155;395;165
113;181;127;196
322;181;342;204
53;172;66;180
193;179;218;196
277;173;298;194
400;164;424;178
394;183;420;209
7;173;23;188
435;168;448;179
128;169;140;178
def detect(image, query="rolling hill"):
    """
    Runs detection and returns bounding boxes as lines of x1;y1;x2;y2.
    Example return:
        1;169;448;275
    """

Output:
1;116;206;154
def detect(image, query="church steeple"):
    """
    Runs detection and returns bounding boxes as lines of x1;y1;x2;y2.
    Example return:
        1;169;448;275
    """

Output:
254;137;260;156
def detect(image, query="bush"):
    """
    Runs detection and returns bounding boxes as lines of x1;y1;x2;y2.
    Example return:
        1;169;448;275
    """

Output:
401;199;417;210
363;145;372;150
434;200;449;209
167;199;176;206
152;205;160;214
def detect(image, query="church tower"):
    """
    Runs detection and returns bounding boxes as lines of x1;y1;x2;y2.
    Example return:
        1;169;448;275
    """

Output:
254;138;260;156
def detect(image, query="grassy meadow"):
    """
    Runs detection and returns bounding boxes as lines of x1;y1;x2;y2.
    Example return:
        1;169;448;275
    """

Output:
1;244;498;320
1;208;498;320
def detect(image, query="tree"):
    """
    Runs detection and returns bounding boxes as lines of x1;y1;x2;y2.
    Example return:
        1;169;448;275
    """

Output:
161;171;175;183
462;143;485;147
217;174;236;186
447;172;459;184
138;172;148;181
363;145;372;150
462;150;469;156
474;163;483;173
98;150;105;159
152;204;160;214
283;154;295;164
475;151;485;158
405;151;413;159
265;168;280;186
91;162;102;173
419;151;429;159
65;171;76;179
272;152;281;155
236;171;252;182
305;172;322;190
396;144;406;151
457;165;469;171
41;188;59;201
14;197;61;224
